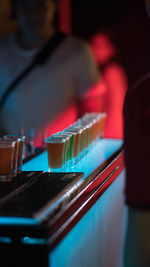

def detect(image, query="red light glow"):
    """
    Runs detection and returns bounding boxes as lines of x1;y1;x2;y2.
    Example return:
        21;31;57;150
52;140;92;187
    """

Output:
90;32;128;139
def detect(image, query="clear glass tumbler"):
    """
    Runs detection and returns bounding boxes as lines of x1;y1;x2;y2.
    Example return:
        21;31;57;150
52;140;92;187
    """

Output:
0;140;15;182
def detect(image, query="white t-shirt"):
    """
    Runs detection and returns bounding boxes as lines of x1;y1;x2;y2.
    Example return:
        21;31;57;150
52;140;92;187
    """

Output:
0;33;99;137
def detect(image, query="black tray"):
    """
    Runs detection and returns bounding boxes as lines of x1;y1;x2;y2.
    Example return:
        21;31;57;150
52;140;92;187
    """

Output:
0;171;84;222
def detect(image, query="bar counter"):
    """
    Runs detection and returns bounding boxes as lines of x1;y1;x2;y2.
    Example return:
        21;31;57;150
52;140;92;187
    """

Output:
0;138;127;267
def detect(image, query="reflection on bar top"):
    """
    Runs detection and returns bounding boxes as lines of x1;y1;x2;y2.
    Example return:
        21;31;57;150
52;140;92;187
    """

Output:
22;138;123;179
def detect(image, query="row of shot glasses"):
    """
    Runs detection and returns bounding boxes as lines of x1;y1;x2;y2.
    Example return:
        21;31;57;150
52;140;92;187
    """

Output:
46;112;106;171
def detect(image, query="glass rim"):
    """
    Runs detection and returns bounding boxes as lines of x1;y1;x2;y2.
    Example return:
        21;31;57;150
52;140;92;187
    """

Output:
3;136;21;142
63;130;78;135
67;126;83;133
45;137;68;143
0;140;16;147
4;134;25;140
61;131;75;135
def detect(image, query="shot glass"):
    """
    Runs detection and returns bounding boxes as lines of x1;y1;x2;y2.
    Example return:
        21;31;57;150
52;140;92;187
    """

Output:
3;135;21;177
0;140;15;182
16;135;25;174
91;118;98;143
46;135;69;171
73;121;87;160
76;121;87;152
84;113;98;143
96;113;107;139
47;133;70;166
99;113;107;138
5;135;25;174
81;117;93;147
66;126;82;161
61;131;75;164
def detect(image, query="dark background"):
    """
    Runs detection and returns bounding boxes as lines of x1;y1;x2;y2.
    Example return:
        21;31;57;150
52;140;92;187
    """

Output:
71;0;150;88
72;0;141;38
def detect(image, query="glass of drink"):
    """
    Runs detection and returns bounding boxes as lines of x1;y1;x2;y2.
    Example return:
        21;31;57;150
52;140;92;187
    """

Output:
81;117;93;147
66;126;82;162
96;113;107;138
46;135;69;171
72;122;85;160
16;135;25;174
0;140;15;182
100;113;107;138
3;134;25;174
6;135;26;174
61;131;75;164
92;117;98;143
76;120;87;154
3;135;21;177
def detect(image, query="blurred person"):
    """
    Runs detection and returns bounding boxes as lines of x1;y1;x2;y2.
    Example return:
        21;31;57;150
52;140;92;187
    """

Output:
0;0;101;147
90;30;127;139
123;1;150;266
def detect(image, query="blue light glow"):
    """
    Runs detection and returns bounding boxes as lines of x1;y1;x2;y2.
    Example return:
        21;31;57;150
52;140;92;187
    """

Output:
22;150;49;172
23;139;123;179
22;236;47;245
50;171;127;267
22;139;123;223
0;217;38;225
0;237;12;244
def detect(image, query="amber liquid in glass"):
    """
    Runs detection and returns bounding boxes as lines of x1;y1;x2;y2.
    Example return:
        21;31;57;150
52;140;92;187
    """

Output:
0;143;14;182
47;142;65;169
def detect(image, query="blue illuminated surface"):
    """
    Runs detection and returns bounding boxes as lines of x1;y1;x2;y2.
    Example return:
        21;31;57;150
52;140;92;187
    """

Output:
0;217;38;225
0;237;12;244
50;171;127;267
22;236;47;245
0;139;123;236
22;138;123;179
